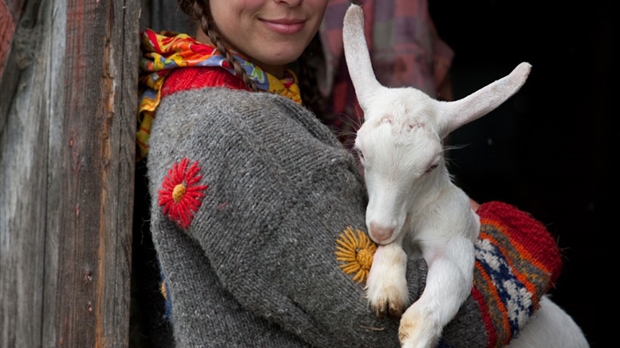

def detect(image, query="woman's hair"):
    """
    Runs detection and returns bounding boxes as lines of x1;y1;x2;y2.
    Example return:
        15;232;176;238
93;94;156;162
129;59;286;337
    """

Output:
177;0;326;117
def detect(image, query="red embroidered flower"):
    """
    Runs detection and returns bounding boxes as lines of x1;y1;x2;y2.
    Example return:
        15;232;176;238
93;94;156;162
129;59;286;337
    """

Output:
158;158;208;229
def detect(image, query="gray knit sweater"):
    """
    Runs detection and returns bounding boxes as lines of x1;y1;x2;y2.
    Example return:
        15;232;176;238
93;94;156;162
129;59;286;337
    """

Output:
147;87;559;347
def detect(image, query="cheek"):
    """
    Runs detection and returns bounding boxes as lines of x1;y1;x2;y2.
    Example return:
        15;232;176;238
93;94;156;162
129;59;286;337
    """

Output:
309;0;330;12
209;3;253;50
233;0;264;13
210;1;257;33
306;0;329;32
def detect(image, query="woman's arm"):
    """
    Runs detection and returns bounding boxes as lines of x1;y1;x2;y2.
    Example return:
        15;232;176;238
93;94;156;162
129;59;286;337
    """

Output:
148;88;423;347
147;87;561;348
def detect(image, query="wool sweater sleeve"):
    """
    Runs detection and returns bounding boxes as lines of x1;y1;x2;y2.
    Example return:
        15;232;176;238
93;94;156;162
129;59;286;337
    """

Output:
147;88;561;348
148;87;422;347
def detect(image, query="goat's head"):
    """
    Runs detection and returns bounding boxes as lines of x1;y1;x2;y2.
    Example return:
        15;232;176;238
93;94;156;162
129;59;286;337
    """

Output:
343;4;531;245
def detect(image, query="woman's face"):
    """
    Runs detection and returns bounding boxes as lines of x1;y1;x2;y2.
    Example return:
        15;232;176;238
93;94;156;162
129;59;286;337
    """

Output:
210;0;328;77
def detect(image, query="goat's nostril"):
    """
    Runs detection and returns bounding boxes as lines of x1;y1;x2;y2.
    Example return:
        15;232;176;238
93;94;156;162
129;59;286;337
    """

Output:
369;222;395;243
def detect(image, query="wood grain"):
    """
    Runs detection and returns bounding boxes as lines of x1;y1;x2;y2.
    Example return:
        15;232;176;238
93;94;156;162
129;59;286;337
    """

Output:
0;0;139;347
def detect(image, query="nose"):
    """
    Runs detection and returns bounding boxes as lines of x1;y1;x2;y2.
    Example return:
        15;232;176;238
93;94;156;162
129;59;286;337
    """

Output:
369;222;395;243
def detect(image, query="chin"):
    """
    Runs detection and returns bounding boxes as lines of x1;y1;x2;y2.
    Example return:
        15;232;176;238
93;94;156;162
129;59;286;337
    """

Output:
269;49;306;65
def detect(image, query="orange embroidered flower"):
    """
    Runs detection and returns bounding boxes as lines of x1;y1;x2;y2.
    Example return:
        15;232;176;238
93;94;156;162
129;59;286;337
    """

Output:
335;227;377;283
158;158;208;229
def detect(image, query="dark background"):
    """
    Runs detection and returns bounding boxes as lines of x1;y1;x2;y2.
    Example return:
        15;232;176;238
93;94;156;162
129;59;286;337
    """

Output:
429;1;613;346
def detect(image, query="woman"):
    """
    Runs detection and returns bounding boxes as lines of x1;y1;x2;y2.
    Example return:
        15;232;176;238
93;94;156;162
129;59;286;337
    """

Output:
135;0;565;347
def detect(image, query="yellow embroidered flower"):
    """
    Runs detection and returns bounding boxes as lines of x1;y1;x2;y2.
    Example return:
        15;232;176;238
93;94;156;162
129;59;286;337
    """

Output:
335;227;377;283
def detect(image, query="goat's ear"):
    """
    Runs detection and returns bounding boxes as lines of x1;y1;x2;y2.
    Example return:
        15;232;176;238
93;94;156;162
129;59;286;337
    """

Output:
437;62;532;136
343;3;382;114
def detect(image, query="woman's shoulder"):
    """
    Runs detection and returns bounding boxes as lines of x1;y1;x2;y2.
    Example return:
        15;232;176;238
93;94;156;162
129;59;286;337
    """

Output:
151;85;344;166
161;66;250;98
157;80;303;121
157;70;315;124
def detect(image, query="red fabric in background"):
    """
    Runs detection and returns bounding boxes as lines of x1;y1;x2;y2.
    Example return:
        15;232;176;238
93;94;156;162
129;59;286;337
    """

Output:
318;0;454;148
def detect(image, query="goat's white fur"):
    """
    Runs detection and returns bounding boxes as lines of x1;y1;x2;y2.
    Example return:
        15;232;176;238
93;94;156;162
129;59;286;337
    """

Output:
343;4;589;348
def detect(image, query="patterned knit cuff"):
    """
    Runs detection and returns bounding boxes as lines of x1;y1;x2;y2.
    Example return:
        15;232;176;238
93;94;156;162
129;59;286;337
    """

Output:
471;201;562;346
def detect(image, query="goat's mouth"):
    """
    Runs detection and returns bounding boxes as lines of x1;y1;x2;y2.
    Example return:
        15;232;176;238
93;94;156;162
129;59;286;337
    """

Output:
368;224;405;245
372;232;405;246
370;213;411;245
375;238;397;246
368;223;394;244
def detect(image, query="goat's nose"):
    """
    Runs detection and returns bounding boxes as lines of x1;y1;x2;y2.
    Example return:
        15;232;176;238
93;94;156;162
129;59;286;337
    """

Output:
369;222;395;243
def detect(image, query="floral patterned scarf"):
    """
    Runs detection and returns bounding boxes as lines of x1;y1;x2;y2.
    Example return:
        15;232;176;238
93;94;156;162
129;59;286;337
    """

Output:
137;29;302;159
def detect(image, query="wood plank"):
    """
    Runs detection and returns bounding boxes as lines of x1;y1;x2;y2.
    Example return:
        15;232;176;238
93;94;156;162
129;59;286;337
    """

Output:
0;1;49;346
1;0;139;347
0;0;27;80
0;0;27;138
42;0;139;346
0;0;16;79
0;0;28;84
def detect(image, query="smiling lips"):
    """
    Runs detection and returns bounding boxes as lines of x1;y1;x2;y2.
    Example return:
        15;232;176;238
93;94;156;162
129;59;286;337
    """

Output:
261;18;306;35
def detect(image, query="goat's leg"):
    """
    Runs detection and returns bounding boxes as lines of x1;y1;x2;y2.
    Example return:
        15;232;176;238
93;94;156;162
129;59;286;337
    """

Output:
399;235;475;348
366;242;409;318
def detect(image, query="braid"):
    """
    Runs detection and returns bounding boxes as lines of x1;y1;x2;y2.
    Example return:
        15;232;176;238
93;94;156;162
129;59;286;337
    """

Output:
178;0;258;91
204;22;259;91
297;33;327;118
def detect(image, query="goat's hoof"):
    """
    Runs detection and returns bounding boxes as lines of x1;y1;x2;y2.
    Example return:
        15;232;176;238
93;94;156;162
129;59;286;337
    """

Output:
373;299;404;319
375;303;388;318
389;303;403;318
366;275;408;318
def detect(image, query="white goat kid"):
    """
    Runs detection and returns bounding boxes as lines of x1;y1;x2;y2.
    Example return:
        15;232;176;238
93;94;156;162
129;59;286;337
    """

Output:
342;4;588;348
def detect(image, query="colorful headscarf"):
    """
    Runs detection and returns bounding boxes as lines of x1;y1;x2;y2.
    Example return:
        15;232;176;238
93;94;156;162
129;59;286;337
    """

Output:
137;29;302;160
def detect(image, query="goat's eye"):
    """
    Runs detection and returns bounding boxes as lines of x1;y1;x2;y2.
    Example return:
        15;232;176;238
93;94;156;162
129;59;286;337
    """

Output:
425;163;439;173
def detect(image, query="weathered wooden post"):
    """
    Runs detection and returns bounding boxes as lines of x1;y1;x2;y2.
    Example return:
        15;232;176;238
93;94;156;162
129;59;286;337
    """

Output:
0;0;139;347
